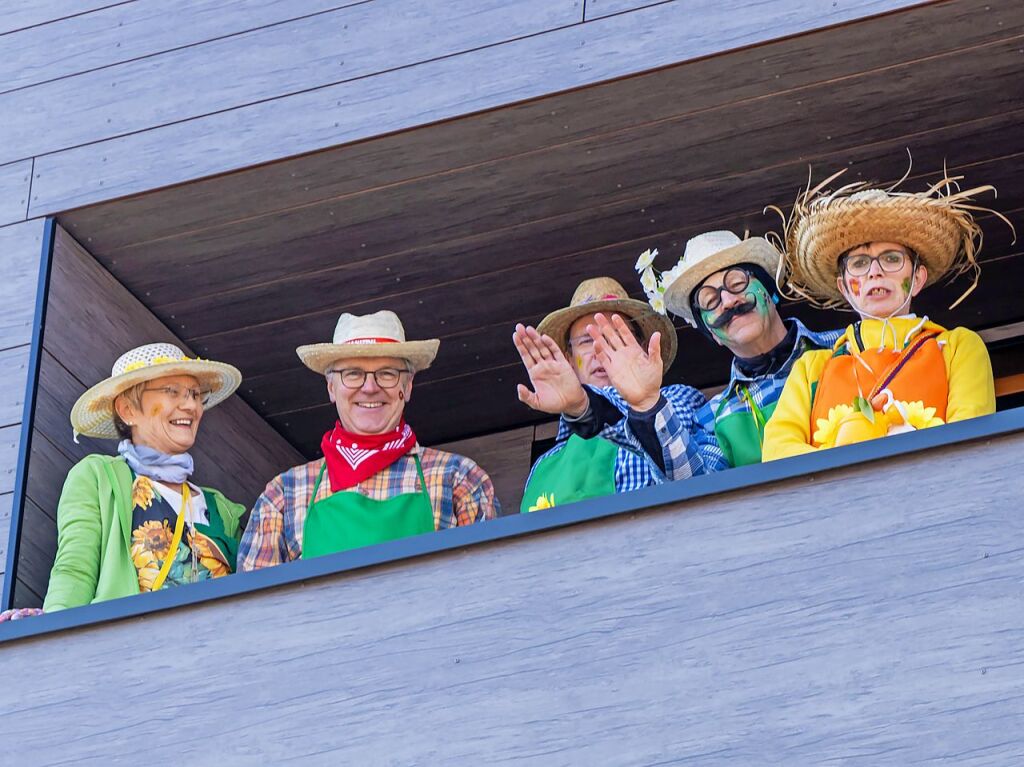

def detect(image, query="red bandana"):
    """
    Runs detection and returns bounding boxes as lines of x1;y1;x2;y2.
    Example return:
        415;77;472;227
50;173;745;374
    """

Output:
320;420;418;491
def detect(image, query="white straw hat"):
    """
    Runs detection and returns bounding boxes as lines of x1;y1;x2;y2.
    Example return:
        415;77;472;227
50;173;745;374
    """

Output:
296;310;439;374
70;343;242;440
662;232;781;326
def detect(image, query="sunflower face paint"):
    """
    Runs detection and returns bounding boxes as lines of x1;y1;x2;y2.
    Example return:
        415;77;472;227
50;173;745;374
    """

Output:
848;277;863;297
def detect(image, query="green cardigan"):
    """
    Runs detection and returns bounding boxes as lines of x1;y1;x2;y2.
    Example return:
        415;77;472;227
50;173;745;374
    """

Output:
43;454;246;612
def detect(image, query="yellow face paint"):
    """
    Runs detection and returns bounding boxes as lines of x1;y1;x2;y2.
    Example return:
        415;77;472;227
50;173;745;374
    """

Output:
575;354;584;370
149;405;162;418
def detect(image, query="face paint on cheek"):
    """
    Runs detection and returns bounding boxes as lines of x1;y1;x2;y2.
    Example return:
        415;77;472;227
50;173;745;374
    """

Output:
702;309;730;342
149;405;162;418
575;354;584;370
848;277;862;297
748;282;771;318
901;277;912;294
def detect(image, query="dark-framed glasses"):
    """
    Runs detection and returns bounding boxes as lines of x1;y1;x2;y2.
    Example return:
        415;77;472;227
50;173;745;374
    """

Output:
143;385;211;405
695;267;751;312
842;250;908;277
329;367;408;389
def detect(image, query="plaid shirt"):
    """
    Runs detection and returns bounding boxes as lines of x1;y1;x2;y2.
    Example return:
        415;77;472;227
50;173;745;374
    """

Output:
238;446;499;571
532;383;709;494
643;318;841;474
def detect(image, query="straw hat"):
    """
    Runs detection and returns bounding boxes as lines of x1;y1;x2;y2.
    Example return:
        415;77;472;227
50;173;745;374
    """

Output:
70;343;242;440
296;310;439;375
536;277;677;370
773;168;1009;309
661;232;781;327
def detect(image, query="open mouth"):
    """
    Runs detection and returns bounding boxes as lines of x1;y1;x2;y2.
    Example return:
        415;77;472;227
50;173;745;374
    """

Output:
356;402;385;409
866;286;891;299
169;418;193;428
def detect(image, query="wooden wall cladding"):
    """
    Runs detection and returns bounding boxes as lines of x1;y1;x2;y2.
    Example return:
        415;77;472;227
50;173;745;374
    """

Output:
0;219;46;598
25;0;925;213
0;160;32;226
0;1;130;36
7;225;306;606
2;429;1024;762
43;0;1024;453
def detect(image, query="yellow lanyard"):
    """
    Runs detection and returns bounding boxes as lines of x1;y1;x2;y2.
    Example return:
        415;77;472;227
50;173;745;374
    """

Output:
739;386;766;449
150;483;191;592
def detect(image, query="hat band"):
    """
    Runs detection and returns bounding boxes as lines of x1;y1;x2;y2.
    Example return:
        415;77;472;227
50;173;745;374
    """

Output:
341;337;401;345
578;293;625;305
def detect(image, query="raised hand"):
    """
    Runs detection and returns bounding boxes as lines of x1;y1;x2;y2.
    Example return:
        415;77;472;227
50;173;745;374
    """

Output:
588;313;663;412
0;608;43;622
513;323;589;416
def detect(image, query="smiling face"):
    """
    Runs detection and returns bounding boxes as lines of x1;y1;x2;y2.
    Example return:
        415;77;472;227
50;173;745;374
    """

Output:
568;311;636;388
837;241;928;319
114;374;204;455
326;355;412;435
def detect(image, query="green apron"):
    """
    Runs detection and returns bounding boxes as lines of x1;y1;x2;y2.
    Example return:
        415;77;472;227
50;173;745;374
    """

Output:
520;434;618;513
714;386;777;468
301;455;435;559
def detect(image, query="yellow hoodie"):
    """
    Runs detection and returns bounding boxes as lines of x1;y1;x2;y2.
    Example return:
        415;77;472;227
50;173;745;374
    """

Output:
762;317;994;461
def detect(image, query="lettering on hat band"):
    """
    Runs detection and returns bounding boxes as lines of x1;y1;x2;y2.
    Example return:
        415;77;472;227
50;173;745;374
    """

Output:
342;337;401;345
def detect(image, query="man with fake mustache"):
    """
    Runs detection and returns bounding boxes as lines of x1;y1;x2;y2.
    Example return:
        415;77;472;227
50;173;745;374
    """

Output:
593;230;840;472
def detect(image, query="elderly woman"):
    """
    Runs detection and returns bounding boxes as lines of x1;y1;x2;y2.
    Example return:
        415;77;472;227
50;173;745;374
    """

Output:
1;343;245;620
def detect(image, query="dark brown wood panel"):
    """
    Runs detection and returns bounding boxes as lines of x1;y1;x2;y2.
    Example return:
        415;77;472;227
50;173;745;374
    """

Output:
0;0;367;94
433;425;535;514
10;578;43;611
37;226;304;510
1;0;582;165
0;220;45;350
28;0;930;213
0;160;31;226
0;1;132;36
13;499;58;609
88;36;1024;324
56;0;1014;252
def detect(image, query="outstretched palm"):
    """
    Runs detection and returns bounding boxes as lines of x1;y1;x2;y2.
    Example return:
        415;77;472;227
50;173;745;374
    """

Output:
589;313;663;412
513;323;588;416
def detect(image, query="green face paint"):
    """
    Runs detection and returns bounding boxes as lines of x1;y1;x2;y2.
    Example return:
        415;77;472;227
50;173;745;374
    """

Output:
702;276;771;343
901;277;912;294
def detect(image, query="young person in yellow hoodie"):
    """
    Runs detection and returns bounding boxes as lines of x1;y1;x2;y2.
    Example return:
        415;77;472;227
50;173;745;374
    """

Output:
762;170;1011;460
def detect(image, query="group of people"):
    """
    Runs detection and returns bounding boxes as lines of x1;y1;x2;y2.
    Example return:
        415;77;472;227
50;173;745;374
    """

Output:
0;167;1011;621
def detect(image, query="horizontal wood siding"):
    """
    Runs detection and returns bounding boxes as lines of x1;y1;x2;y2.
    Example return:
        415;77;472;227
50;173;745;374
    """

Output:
27;0;922;213
0;1;132;36
1;430;1022;762
0;160;31;226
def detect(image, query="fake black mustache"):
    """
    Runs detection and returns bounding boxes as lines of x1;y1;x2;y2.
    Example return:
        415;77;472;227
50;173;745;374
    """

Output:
706;298;757;329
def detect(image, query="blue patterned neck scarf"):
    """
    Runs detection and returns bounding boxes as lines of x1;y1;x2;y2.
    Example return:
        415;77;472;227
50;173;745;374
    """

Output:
117;440;194;484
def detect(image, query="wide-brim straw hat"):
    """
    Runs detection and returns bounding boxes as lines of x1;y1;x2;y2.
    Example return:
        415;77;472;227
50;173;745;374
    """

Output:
773;168;1011;309
536;277;677;370
71;343;242;440
662;231;781;326
296;310;439;375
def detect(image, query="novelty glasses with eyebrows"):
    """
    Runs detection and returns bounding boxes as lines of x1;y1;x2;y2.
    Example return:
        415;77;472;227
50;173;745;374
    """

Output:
328;367;410;389
694;267;753;312
841;250;911;277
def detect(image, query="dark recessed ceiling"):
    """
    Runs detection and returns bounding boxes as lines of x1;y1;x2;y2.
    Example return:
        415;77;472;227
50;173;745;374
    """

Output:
58;2;1024;456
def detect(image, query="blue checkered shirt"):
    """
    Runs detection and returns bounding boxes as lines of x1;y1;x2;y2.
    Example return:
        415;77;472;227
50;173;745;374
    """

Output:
530;383;709;494
639;318;841;475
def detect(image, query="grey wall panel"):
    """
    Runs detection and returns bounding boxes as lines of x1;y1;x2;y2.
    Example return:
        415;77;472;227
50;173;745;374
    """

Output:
1;430;1023;762
28;0;926;214
0;492;11;579
0;424;21;494
0;220;44;349
585;0;671;21
0;346;30;428
0;159;31;226
0;0;366;93
1;0;582;165
0;1;132;35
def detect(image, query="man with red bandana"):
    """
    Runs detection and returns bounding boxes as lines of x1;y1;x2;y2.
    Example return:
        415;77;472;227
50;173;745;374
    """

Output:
238;310;498;568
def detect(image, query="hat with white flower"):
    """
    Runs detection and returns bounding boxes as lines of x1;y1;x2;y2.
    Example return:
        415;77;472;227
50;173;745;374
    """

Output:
643;232;780;327
536;276;677;371
70;343;242;440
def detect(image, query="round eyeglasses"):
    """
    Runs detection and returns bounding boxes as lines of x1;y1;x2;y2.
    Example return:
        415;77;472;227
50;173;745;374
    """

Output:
328;367;409;389
143;385;211;406
694;267;751;312
842;250;909;277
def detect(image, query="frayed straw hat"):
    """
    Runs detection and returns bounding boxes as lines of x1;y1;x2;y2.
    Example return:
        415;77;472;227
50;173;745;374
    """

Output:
662;231;781;326
297;310;439;375
770;167;1014;309
536;277;677;370
70;343;242;440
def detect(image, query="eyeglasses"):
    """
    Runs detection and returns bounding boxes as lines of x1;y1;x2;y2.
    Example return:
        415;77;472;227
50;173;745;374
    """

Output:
328;367;409;389
842;250;909;277
694;268;752;312
143;385;210;405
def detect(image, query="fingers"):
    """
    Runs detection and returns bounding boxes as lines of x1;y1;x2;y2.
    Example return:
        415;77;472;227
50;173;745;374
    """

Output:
647;331;663;367
610;313;642;350
513;324;552;368
538;333;567;364
516;383;538;409
587;313;621;352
